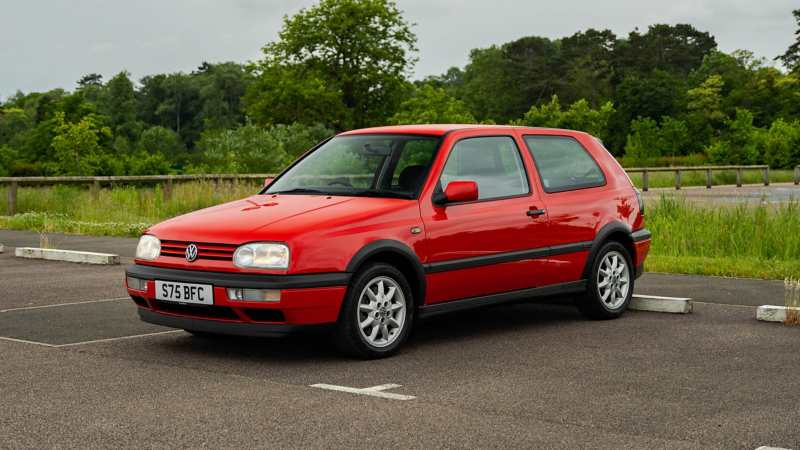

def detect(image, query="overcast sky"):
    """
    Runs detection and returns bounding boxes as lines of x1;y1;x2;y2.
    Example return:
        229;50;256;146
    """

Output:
1;0;797;98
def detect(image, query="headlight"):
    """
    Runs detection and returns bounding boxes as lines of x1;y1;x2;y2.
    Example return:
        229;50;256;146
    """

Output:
233;242;290;269
135;234;161;261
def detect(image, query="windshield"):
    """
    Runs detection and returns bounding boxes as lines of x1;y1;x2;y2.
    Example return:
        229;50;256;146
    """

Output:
264;134;439;199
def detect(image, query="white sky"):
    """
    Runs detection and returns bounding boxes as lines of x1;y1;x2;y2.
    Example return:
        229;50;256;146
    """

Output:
0;0;797;98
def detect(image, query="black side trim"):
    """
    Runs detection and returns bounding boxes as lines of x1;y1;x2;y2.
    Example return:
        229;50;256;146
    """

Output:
423;241;593;274
139;308;334;338
125;264;352;290
580;222;633;280
634;263;644;280
417;280;586;320
346;239;427;305
630;229;652;242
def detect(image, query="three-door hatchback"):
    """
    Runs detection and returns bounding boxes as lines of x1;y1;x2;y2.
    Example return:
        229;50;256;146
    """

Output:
126;124;651;358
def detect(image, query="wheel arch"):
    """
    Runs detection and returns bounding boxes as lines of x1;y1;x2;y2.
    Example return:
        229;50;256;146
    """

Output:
346;240;427;307
581;221;635;280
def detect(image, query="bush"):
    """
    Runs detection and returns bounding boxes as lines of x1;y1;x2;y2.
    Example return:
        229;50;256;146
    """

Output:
763;119;800;169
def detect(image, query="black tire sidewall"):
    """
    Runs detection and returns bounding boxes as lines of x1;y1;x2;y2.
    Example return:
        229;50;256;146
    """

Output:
336;262;414;358
584;241;634;319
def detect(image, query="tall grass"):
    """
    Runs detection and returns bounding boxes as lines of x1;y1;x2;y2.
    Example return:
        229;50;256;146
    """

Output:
646;194;800;279
627;169;795;190
0;181;261;237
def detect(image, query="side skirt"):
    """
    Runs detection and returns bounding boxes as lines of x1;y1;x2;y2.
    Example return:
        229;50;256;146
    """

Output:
416;280;586;320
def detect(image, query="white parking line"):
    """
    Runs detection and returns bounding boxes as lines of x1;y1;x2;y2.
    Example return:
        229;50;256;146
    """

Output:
0;330;183;348
0;297;129;313
310;383;416;400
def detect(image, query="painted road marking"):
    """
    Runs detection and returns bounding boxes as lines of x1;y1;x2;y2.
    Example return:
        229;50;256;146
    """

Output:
0;330;183;348
310;383;416;401
0;297;129;313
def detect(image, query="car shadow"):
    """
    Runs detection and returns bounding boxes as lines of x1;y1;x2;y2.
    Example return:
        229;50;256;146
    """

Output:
138;298;587;365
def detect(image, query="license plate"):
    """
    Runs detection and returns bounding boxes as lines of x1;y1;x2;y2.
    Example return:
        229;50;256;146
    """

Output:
155;280;214;305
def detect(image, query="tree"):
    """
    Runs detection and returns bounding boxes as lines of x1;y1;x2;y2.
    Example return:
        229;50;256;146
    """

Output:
50;112;112;175
77;74;103;88
460;46;519;123
139;126;186;161
775;9;800;72
515;96;615;138
763;119;800;169
388;84;477;125
706;109;762;165
624;117;662;160
503;36;563;113
101;71;141;142
193;62;250;131
245;0;417;131
561;29;616;109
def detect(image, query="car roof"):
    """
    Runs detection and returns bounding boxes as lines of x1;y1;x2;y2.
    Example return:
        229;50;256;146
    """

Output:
338;124;586;137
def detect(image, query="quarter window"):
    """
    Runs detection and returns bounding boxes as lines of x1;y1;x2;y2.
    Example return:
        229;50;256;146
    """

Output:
439;136;529;201
523;136;606;193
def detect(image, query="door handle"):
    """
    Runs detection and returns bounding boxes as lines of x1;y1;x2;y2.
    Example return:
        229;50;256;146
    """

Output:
527;209;546;216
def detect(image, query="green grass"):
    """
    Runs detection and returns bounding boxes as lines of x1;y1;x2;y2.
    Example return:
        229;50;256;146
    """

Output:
627;169;795;190
644;194;800;280
1;183;799;280
0;181;261;237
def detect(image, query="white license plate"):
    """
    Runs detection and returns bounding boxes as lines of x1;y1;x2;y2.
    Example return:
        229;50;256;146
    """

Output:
155;280;214;305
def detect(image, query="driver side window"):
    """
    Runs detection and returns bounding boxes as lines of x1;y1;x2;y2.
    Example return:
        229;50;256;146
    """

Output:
439;136;530;201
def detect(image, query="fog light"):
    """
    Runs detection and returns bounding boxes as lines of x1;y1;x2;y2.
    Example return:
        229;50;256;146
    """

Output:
227;288;281;302
126;276;148;291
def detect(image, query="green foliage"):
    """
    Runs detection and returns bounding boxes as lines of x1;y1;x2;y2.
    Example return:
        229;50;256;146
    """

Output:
198;121;333;173
389;84;477;125
0;145;19;176
624;117;662;159
706;109;762;165
139;126;186;161
100;71;141;142
50;112;113;175
245;0;417;131
514;96;614;138
763;119;800;169
775;9;800;72
128;152;174;176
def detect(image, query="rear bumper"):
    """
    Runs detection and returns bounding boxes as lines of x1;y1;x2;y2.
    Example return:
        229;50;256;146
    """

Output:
631;229;651;271
125;263;348;331
139;308;334;338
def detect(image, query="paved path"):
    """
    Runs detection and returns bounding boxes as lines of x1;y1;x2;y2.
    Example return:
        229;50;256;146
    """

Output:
1;229;798;448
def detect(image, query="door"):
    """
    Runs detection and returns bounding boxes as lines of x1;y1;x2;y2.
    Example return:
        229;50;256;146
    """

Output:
419;130;550;304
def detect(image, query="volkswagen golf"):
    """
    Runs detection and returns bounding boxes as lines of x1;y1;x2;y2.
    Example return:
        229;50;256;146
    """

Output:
125;124;651;358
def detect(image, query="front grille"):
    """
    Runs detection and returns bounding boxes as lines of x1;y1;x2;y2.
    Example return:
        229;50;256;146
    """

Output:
160;240;237;261
154;300;240;321
241;308;286;323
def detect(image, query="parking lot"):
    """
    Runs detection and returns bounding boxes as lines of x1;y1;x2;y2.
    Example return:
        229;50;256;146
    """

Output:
1;230;798;449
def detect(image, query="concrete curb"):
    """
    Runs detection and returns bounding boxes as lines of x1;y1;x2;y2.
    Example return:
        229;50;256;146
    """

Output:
630;294;693;313
0;244;3;253
14;247;120;265
756;305;799;323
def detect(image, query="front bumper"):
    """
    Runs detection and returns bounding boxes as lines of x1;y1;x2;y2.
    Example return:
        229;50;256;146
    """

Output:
125;264;349;334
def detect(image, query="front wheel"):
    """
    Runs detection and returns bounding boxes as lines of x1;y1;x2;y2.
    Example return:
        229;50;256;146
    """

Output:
576;241;633;320
332;262;414;359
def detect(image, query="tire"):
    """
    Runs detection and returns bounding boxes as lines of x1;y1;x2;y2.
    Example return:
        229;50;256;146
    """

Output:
332;262;414;359
576;241;634;320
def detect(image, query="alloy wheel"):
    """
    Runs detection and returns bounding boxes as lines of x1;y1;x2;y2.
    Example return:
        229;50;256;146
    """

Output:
596;251;630;310
357;276;406;348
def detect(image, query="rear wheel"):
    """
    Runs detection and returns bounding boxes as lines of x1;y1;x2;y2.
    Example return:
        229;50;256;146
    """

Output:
576;241;633;320
332;262;413;359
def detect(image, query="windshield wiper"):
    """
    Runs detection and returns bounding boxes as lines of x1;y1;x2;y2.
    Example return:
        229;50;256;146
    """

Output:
350;189;412;199
269;188;330;195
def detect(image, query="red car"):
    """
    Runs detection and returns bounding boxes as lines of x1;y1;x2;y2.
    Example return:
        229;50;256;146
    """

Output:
126;125;651;358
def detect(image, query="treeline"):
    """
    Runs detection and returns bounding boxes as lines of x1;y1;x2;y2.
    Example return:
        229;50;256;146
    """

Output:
2;0;800;177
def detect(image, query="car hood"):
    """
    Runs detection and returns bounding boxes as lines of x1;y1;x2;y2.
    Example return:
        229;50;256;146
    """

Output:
147;194;415;244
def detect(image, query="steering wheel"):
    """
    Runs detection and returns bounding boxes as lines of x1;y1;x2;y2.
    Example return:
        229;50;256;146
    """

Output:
327;178;354;187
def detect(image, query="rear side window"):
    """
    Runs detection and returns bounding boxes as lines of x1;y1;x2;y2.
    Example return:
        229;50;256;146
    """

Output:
523;136;606;193
439;136;529;201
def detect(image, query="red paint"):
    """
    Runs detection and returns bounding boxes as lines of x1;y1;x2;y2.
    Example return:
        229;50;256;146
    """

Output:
131;125;649;326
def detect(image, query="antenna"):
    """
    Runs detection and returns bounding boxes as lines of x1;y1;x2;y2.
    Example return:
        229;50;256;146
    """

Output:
524;84;547;127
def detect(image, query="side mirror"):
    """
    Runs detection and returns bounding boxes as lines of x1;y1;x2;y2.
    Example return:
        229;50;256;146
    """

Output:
264;178;274;187
433;181;479;205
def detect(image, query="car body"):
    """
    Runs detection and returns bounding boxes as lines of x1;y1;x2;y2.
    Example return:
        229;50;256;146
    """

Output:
125;124;651;358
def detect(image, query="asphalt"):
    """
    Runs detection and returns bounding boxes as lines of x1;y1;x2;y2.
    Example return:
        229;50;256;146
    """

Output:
0;229;798;448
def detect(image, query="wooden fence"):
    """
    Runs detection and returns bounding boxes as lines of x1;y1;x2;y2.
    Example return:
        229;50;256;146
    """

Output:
1;166;799;216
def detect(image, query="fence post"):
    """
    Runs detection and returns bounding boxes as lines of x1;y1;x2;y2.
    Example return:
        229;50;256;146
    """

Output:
163;179;173;201
91;180;100;200
764;167;769;187
706;169;712;189
642;170;648;192
736;169;743;187
675;170;681;190
795;165;799;185
7;181;18;216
